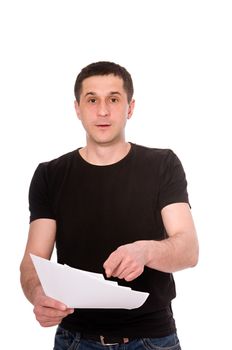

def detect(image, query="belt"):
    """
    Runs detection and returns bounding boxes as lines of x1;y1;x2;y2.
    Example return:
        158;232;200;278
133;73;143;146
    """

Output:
81;333;130;346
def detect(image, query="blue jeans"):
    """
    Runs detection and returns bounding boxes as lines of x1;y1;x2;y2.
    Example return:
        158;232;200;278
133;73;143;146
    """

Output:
54;325;181;350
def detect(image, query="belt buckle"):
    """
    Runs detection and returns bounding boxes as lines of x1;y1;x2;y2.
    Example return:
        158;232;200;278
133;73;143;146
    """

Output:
100;335;118;346
100;335;129;346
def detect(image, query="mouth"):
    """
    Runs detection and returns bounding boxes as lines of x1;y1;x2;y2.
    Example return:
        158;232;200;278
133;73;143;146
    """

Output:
96;124;111;128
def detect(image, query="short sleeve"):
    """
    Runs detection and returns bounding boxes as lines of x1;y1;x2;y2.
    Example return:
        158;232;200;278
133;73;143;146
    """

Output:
29;163;56;223
158;150;189;210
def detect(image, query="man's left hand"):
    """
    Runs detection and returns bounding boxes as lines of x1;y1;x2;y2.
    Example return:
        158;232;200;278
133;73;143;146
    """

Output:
103;241;149;281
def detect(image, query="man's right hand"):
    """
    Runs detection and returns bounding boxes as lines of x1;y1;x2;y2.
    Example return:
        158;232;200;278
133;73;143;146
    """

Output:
20;219;75;327
33;294;74;327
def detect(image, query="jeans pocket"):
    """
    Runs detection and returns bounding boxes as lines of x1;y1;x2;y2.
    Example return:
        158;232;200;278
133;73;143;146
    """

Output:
53;325;80;350
142;333;181;350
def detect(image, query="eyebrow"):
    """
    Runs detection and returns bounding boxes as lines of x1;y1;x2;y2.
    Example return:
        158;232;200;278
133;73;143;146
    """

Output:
84;91;122;97
109;91;121;96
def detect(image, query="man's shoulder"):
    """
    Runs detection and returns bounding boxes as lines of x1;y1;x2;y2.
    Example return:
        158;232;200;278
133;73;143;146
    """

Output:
134;143;174;161
37;149;78;176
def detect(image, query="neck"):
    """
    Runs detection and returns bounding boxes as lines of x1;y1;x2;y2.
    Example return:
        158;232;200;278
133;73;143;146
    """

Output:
79;141;131;166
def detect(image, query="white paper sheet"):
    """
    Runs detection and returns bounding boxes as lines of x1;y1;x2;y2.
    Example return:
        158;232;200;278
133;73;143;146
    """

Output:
30;254;149;309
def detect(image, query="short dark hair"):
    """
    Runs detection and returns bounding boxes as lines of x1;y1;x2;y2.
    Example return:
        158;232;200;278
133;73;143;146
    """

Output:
74;61;134;103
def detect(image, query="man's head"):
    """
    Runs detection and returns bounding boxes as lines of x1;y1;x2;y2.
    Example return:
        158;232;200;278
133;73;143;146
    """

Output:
74;61;134;103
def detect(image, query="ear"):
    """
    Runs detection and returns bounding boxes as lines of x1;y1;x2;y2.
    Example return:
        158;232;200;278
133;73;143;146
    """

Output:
74;100;81;120
127;99;135;119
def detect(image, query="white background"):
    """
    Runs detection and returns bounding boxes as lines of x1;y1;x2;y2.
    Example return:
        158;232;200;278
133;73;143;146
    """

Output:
0;1;231;349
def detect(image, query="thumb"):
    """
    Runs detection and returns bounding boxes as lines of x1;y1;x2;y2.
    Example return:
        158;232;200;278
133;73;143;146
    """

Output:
103;260;112;278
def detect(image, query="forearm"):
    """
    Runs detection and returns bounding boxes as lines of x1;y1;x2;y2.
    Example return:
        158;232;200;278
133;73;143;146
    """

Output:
104;204;199;280
20;220;57;305
144;233;199;273
20;263;45;305
20;261;74;327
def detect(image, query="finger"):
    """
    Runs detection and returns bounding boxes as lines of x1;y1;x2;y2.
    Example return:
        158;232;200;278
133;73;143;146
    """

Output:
39;319;62;327
34;308;73;326
110;258;132;278
103;251;123;277
117;266;134;279
34;305;71;318
34;305;73;319
116;264;144;280
34;308;64;324
124;267;144;281
116;262;140;279
36;314;63;325
40;296;69;311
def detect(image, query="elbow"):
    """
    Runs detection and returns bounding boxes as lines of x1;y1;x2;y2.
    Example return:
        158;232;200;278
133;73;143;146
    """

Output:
19;256;26;276
189;242;199;268
190;255;198;268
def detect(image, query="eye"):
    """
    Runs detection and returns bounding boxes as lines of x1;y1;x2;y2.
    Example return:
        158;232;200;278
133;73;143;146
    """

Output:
110;97;119;103
88;98;97;104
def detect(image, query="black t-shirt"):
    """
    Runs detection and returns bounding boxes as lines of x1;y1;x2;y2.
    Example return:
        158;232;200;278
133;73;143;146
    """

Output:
29;143;189;337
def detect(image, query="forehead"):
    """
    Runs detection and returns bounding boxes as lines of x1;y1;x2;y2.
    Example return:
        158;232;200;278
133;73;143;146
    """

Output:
81;74;125;95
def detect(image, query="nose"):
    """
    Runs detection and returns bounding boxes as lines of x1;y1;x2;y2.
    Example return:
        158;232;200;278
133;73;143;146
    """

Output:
97;101;109;117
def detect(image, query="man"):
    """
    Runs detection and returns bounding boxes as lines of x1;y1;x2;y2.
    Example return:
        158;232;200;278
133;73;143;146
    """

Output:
20;61;199;349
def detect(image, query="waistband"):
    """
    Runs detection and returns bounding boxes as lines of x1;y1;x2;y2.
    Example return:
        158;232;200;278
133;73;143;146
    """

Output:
81;332;132;345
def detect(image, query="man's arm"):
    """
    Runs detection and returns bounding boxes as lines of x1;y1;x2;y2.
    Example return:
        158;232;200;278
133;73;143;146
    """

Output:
103;203;199;281
20;219;74;327
146;202;199;272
